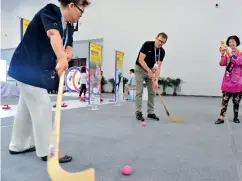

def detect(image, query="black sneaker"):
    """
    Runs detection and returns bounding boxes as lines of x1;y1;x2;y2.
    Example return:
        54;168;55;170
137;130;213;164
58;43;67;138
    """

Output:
215;118;224;124
41;155;72;163
9;146;36;155
136;112;145;121
147;113;159;121
233;118;240;123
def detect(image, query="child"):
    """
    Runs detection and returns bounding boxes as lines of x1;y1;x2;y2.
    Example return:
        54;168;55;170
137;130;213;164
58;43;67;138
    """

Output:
125;69;136;100
79;66;88;100
216;35;242;124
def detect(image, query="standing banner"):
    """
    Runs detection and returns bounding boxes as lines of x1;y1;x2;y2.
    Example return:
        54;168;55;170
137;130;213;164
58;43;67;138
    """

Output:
88;42;103;105
20;18;30;39
114;51;124;102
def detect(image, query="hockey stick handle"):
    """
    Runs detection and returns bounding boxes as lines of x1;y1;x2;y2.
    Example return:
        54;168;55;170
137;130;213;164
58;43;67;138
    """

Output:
156;88;169;111
48;71;96;180
55;71;66;119
155;85;184;122
49;71;66;159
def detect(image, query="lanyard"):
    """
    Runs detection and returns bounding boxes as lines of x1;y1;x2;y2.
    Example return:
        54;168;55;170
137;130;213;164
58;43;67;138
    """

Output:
154;45;160;63
226;52;238;74
60;8;68;48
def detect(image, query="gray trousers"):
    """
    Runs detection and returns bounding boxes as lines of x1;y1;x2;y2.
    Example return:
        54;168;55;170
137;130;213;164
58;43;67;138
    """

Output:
9;81;52;157
135;65;155;114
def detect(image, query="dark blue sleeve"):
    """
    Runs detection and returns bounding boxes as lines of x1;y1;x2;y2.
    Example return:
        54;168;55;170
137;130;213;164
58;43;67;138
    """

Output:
67;35;73;47
40;9;61;33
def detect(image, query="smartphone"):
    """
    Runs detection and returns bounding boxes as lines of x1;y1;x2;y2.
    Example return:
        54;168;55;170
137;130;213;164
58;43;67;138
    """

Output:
221;41;227;49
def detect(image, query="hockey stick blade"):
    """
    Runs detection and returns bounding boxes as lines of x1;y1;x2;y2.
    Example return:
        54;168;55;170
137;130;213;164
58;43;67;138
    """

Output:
47;71;95;181
157;90;184;123
164;106;184;122
168;115;184;122
48;158;95;181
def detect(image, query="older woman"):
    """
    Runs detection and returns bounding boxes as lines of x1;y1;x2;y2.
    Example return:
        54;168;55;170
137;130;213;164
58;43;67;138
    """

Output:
8;0;90;162
216;35;242;124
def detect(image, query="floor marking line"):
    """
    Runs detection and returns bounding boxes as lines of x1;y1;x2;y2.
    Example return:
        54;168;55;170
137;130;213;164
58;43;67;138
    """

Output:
225;117;242;181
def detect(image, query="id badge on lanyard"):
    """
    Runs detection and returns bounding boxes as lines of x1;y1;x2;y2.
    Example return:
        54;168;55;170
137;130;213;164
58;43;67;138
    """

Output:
154;45;160;67
60;9;68;48
225;55;236;77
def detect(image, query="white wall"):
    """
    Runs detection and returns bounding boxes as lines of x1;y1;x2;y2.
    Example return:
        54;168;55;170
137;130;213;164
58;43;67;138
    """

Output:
73;39;103;60
0;60;7;82
0;39;103;66
76;0;242;96
1;0;49;48
1;0;242;96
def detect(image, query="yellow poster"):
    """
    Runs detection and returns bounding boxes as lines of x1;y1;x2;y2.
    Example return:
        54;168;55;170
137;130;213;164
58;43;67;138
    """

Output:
89;42;102;67
21;18;30;38
116;51;124;69
114;50;124;102
89;42;103;105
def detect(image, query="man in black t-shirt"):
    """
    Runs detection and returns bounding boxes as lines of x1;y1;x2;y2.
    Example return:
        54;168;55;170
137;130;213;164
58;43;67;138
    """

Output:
135;32;167;121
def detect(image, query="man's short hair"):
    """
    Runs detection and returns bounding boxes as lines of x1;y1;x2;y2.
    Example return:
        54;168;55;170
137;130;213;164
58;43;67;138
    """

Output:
157;32;168;40
130;69;134;73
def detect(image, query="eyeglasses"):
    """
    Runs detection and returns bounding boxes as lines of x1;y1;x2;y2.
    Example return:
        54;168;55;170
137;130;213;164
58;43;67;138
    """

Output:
157;38;166;44
70;3;83;32
74;3;84;14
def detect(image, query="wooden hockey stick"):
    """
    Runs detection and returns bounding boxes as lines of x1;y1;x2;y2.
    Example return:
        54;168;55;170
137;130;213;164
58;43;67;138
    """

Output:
47;71;95;181
156;89;184;123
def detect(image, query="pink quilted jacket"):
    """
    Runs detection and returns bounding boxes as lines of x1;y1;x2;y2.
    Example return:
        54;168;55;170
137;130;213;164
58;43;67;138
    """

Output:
220;51;242;93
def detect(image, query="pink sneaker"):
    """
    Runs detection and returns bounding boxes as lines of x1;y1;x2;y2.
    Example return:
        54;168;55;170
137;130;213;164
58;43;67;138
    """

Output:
79;97;85;101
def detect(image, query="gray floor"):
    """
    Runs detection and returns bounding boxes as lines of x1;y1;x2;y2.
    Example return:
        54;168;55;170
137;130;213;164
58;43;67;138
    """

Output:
1;95;242;181
1;94;78;106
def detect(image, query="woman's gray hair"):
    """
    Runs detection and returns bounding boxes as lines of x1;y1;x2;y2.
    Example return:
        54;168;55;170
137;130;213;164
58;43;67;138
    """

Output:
58;0;91;7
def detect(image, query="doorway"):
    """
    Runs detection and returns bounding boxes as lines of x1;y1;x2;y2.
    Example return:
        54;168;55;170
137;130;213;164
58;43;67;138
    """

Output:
69;58;87;68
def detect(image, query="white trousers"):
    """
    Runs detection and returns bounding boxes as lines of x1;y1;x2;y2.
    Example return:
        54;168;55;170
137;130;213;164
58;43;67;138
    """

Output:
9;81;52;157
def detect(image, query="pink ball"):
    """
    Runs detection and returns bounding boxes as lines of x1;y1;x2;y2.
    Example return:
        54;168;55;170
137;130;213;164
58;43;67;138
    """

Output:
122;165;132;175
141;122;147;126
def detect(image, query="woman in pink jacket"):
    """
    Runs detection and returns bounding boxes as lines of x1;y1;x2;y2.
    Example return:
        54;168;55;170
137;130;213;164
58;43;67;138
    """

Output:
216;35;242;124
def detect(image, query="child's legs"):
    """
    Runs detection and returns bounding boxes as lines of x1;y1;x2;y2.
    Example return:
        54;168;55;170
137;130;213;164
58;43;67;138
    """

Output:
220;92;232;119
83;84;87;96
124;84;129;98
79;84;85;97
79;89;83;97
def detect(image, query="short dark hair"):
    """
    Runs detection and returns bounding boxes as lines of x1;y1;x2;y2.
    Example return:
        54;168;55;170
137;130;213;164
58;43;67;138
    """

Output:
157;32;168;40
226;35;240;46
58;0;90;7
81;66;86;73
130;69;134;73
